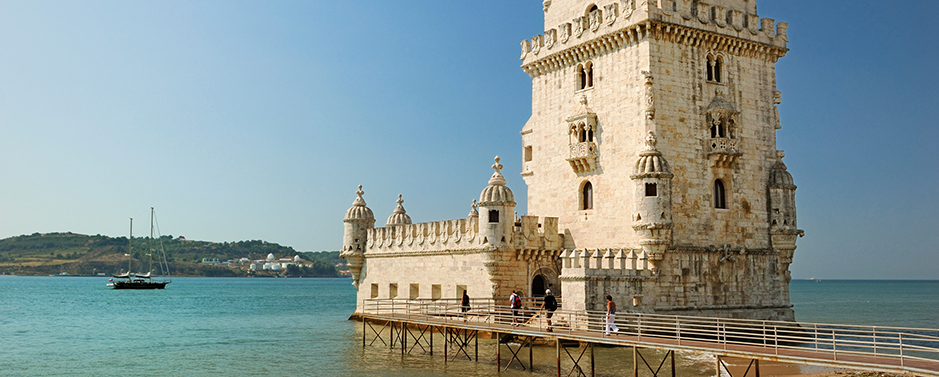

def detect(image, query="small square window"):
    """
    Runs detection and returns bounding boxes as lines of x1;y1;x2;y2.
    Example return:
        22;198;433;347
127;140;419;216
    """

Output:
370;283;379;298
389;283;398;299
524;146;533;162
489;210;500;223
409;283;419;299
645;183;657;197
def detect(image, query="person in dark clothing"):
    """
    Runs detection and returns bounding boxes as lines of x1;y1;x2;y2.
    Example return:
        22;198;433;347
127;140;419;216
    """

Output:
460;290;470;318
540;285;557;332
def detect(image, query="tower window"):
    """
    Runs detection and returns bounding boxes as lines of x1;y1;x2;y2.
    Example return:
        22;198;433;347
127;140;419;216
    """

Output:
645;182;657;197
707;54;723;83
489;210;500;223
524;146;533;162
577;62;594;90
714;179;727;209
710;119;725;138
575;122;594;143
582;181;594;210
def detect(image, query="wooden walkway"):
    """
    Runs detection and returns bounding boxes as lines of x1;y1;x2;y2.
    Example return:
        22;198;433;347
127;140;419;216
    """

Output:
359;299;939;377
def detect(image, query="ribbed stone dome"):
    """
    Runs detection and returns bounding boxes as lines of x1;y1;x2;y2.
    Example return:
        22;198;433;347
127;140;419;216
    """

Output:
770;161;795;187
479;156;515;205
706;90;736;114
385;194;412;226
631;132;673;179
344;185;375;221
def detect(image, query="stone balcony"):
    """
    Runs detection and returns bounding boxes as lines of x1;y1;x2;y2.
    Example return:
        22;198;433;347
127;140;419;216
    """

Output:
567;141;598;174
707;137;741;168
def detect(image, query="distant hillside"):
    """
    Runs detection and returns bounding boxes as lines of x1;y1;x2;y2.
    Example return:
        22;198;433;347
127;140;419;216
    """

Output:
0;232;345;277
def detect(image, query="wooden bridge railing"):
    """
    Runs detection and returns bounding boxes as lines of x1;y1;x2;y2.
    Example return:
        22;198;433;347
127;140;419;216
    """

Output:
361;298;939;376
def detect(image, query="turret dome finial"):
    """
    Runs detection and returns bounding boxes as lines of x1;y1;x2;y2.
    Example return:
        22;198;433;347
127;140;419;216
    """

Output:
386;193;412;226
489;156;507;186
344;184;375;221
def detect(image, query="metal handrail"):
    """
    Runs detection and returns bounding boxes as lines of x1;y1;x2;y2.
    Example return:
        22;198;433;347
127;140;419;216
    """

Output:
361;298;939;375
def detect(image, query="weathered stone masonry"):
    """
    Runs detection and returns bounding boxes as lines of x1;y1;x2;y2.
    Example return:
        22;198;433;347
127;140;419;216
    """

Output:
342;0;802;321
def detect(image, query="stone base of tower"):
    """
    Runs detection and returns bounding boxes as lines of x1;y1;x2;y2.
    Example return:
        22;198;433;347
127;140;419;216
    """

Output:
559;246;795;322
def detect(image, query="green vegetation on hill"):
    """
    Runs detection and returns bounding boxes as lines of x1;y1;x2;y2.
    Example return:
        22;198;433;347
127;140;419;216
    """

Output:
0;232;345;277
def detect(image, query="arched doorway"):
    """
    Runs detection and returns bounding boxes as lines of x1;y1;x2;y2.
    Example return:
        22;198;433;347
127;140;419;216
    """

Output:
531;275;546;297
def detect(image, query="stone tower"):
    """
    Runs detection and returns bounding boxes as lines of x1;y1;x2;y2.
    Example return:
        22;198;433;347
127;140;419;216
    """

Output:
341;185;374;288
520;0;802;319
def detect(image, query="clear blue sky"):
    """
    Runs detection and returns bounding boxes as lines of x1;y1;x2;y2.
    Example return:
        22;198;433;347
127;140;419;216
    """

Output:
1;1;936;279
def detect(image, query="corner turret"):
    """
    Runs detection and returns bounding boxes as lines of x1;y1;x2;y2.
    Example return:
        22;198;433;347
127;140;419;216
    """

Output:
341;185;375;287
478;156;516;248
630;131;673;270
768;151;803;282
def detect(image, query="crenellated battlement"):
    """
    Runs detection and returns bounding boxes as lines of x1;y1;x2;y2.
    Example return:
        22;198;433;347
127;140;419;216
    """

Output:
560;248;654;278
366;216;481;254
521;0;788;77
365;215;565;256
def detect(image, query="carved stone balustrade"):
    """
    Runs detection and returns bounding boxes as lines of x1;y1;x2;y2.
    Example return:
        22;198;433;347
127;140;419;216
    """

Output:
567;141;598;173
708;137;741;168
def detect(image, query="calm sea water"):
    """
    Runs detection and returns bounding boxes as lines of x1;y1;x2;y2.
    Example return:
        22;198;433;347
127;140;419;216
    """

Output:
0;277;935;376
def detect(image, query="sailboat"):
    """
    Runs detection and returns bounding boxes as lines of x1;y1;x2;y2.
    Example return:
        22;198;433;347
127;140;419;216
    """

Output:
109;208;171;289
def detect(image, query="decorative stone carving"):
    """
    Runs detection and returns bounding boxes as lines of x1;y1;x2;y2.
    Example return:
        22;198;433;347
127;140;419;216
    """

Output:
713;6;727;28
747;14;760;34
531;35;543;55
705;90;741;168
588;7;601;32
542;0;551;12
558;23;571;43
520;39;530;60
678;0;693;20
762;18;776;38
604;3;618;26
621;0;635;19
773;90;782;130
642;71;655;120
777;22;789;42
565;96;599;174
545;29;557;49
730;10;744;31
658;0;675;16
696;2;710;24
573;17;584;38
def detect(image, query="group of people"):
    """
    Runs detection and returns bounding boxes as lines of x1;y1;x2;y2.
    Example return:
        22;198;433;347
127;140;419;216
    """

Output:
463;286;621;336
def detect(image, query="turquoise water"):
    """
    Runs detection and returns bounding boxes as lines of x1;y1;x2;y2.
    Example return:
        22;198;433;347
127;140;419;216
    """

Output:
790;279;939;329
1;277;936;376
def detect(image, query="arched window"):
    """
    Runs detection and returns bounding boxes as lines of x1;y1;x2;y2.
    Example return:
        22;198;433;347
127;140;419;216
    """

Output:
706;54;715;82
585;62;594;88
577;64;586;90
707;54;723;83
714;179;726;209
577;62;594;91
710;117;725;138
582;181;594;210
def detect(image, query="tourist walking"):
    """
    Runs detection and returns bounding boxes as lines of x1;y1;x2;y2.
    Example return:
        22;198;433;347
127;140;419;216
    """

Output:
461;290;470;319
605;295;619;335
509;290;522;326
540;285;557;332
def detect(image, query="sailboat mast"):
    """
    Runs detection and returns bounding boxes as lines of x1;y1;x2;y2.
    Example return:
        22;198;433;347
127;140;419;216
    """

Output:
128;218;133;273
149;207;154;276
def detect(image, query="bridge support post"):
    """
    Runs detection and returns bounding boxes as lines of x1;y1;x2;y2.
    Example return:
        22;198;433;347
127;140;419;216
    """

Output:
496;331;500;373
